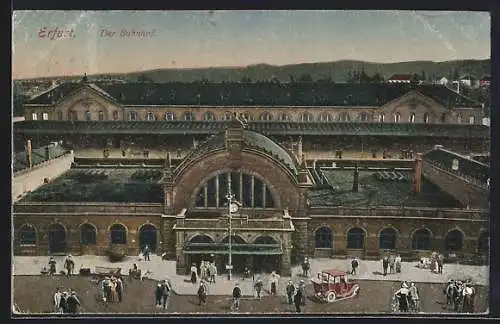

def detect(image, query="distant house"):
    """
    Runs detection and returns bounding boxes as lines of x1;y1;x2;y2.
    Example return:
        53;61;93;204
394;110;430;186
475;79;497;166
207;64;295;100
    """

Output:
456;75;478;88
480;76;491;87
436;77;449;86
387;74;412;84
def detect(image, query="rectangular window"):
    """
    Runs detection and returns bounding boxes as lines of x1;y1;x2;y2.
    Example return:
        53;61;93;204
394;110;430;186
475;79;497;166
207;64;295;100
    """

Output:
31;113;37;120
42;112;49;120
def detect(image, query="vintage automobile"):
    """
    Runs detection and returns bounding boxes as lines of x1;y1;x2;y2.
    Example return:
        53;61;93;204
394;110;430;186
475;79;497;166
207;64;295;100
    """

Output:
310;269;360;302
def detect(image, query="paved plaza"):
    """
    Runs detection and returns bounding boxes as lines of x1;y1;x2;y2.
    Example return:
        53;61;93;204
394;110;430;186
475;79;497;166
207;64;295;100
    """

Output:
12;255;488;297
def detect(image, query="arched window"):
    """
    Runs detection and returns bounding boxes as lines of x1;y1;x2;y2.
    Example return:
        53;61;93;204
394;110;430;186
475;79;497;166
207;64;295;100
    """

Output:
423;113;429;124
112;111;119;121
469;116;475;124
319;112;332;122
19;224;36;245
280;113;291;122
221;111;233;121
254;236;279;245
42;112;49;120
203;112;216;121
409;113;415;123
444;229;463;251
478;231;489;253
379;113;385;123
31;112;38;120
184;112;195;121
359;112;369;122
189;235;215;244
300;112;313;122
394;112;401;123
84;110;92;121
110;224;127;244
80;223;97;245
457;114;463;124
57;111;63;120
259;112;273;121
222;235;246;244
146;112;156;121
338;112;350;122
128;111;138;121
379;228;397;250
315;227;333;248
98;111;105;121
165;112;176;121
412;228;431;250
195;172;275;209
347;227;365;249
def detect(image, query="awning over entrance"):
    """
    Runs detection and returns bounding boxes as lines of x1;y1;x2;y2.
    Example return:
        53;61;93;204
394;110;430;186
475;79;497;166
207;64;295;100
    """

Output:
183;243;282;255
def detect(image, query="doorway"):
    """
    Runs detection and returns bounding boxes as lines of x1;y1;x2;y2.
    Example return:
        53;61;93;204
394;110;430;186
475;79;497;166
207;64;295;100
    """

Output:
138;224;157;252
48;223;66;254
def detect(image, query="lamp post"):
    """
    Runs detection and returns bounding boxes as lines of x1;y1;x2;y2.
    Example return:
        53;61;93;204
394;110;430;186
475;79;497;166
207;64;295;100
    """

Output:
226;192;239;281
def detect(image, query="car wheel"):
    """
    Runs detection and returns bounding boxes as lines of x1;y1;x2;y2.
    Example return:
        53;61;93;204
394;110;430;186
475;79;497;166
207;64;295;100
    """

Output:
326;292;336;303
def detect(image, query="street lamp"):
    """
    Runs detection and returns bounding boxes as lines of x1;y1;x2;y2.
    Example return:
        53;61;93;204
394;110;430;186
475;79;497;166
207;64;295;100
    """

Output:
226;192;240;281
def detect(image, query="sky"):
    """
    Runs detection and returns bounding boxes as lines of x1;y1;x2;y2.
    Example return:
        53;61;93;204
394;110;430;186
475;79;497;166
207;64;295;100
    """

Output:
12;10;491;79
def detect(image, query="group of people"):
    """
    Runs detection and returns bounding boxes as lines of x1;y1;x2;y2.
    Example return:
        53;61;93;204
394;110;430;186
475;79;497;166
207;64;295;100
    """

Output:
286;279;307;313
43;255;76;277
443;279;476;313
393;281;421;313
155;280;172;309
382;253;402;276
190;261;218;284
99;276;124;303
53;288;81;314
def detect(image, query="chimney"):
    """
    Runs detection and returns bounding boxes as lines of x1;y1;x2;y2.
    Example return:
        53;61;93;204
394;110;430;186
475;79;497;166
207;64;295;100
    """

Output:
44;146;51;161
413;153;423;194
26;140;33;169
352;164;359;192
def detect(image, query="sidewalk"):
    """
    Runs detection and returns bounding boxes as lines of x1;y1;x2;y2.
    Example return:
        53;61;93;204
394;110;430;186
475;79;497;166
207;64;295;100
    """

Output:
12;255;488;296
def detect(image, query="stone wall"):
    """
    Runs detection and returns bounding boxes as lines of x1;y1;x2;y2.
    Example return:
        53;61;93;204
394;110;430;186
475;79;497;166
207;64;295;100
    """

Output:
12;151;74;202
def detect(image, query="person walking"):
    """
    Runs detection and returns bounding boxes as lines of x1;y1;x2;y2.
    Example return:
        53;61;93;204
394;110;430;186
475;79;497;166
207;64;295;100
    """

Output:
293;284;303;313
53;287;63;313
286;281;295;304
270;271;280;296
254;279;263;299
64;255;75;277
116;277;123;302
298;280;306;305
395;254;402;273
190;263;198;284
155;284;163;307
209;262;217;284
382;256;389;276
102;277;111;302
389;255;395;274
197;280;207;306
162;280;171;310
143;245;150;261
49;257;57;276
232;282;242;312
351;257;359;275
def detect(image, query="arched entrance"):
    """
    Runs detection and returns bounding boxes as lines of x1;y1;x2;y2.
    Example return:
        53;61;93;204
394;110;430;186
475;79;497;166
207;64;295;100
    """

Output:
444;229;464;251
253;236;281;274
185;235;216;275
48;223;67;254
139;224;157;252
221;235;247;274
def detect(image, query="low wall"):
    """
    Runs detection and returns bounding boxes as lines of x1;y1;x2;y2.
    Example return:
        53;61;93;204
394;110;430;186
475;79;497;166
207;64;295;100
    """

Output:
12;151;74;202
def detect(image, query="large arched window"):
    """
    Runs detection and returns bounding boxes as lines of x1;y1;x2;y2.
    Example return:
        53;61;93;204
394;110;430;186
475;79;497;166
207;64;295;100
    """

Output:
84;110;92;121
315;227;332;248
279;113;291;122
444;229;463;251
165;112;176;121
319;112;332;122
221;235;246;244
80;223;97;245
189;235;215;244
259;112;273;121
184;112;195;121
423;113;430;124
478;231;489;253
379;228;397;250
127;111;138;121
347;227;365;249
412;228;431;250
203;111;216;121
110;224;127;244
146;112;156;121
19;224;36;245
254;236;279;245
195;172;275;208
338;112;350;122
300;112;313;122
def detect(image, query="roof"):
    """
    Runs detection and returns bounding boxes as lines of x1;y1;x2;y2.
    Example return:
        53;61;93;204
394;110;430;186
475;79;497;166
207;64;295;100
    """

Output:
322;269;347;277
388;74;413;81
13;144;69;172
423;147;489;183
242;130;298;174
18;167;163;203
308;169;461;208
26;81;481;108
13;121;490;138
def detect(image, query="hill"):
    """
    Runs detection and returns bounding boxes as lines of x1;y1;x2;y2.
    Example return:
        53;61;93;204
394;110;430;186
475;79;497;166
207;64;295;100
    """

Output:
15;59;490;84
